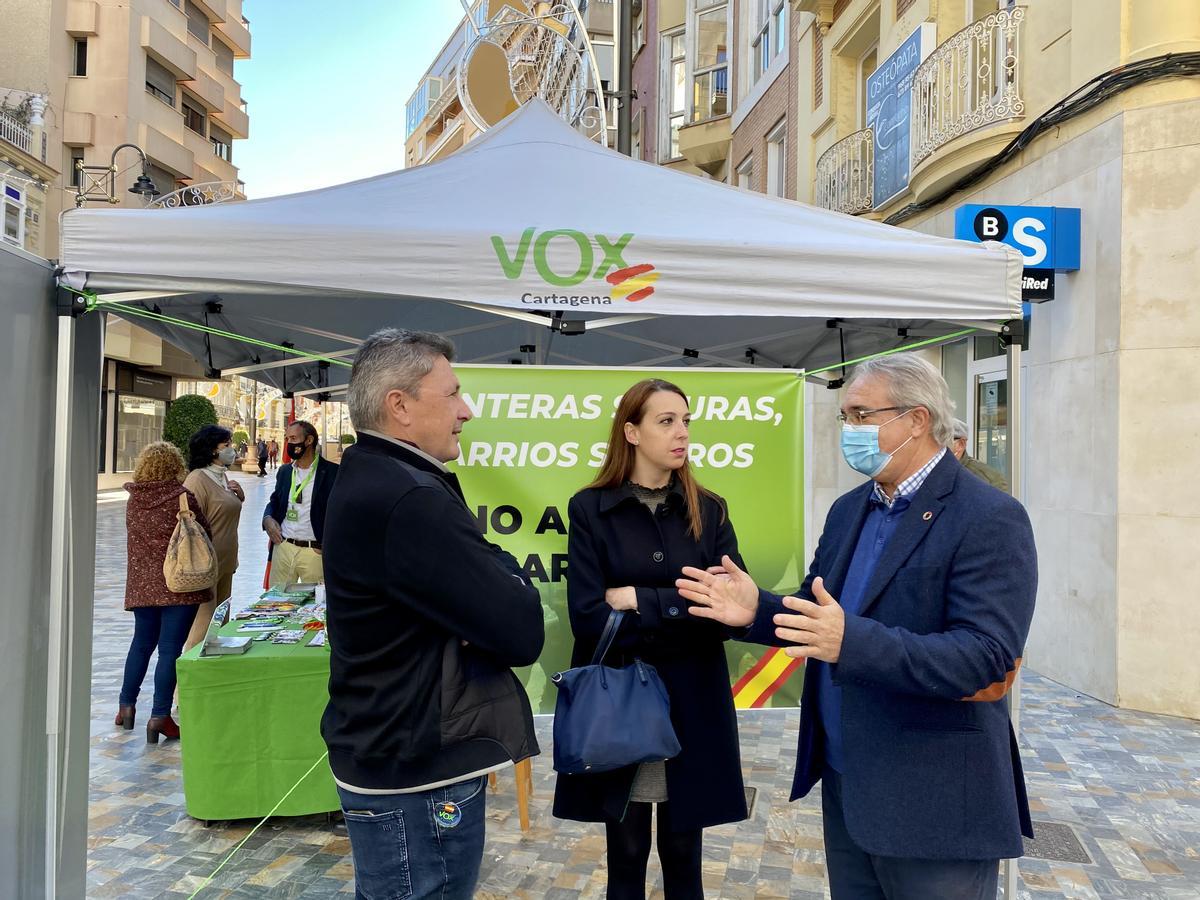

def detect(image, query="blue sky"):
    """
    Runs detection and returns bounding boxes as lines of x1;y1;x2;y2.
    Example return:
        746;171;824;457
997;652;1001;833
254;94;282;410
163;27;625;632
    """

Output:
234;1;465;198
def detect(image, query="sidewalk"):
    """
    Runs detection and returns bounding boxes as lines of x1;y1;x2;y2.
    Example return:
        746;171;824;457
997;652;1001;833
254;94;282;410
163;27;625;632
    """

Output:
87;475;1200;898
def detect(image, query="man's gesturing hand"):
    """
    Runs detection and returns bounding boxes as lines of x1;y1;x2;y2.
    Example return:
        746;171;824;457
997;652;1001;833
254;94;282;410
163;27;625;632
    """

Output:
773;576;845;663
676;555;759;628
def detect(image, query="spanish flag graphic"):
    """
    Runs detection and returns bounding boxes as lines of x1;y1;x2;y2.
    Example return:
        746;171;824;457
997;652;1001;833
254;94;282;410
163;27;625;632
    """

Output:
731;649;804;709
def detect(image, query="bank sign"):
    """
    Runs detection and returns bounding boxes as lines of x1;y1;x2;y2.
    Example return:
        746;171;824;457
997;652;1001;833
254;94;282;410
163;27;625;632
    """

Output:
954;205;1081;302
866;23;936;208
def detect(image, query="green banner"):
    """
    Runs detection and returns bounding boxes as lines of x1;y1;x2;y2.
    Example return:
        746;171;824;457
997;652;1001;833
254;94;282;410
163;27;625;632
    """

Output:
449;366;806;713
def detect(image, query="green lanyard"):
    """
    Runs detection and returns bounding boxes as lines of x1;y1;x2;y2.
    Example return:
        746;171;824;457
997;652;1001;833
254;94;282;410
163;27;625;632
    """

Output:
290;456;318;505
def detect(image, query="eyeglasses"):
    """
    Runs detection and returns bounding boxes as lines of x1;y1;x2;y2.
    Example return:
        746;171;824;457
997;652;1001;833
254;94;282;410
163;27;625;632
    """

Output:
837;406;911;426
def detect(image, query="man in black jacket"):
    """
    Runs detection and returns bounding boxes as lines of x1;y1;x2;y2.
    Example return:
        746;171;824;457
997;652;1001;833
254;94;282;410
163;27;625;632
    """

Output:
321;328;544;900
262;420;338;588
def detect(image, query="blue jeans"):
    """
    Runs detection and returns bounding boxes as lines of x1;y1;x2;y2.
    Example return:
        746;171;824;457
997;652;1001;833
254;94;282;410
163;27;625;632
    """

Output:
119;605;199;717
337;776;488;900
821;768;1000;900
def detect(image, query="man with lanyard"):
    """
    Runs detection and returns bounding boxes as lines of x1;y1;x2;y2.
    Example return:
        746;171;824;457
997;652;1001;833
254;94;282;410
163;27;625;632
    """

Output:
263;421;339;588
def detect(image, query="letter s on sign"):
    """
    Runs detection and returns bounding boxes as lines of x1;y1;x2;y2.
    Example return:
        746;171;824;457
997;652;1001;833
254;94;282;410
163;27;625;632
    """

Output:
1012;217;1048;267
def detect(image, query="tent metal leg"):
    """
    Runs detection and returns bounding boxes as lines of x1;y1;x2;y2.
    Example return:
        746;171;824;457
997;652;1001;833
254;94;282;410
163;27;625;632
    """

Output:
1003;337;1023;898
46;312;78;898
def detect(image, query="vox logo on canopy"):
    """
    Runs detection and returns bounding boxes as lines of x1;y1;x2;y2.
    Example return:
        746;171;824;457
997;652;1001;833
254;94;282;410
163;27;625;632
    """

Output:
491;228;660;303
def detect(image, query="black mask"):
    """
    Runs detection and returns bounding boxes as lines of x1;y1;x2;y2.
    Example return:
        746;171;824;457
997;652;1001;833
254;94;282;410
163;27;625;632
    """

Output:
288;442;308;460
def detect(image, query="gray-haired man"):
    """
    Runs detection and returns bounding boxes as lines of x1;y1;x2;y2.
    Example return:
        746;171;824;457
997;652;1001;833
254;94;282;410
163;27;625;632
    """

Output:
679;353;1036;899
950;418;1010;493
321;328;544;899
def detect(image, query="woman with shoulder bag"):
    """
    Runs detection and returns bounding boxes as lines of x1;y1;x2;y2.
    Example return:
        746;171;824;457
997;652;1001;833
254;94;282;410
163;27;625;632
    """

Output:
553;379;749;900
118;442;214;743
182;425;245;652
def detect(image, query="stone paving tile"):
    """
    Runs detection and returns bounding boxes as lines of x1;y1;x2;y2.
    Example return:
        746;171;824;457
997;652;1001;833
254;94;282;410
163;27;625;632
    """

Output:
88;477;1200;898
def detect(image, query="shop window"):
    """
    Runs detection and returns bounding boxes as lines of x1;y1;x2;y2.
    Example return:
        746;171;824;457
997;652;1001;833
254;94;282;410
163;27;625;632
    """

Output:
115;396;167;473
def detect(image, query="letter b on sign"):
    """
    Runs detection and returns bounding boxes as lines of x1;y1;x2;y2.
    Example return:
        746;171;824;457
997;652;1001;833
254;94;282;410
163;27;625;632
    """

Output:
973;208;1008;242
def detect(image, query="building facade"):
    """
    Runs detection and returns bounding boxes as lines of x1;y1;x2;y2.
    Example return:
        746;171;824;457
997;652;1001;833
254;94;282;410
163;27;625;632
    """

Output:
405;0;615;168
0;0;252;256
0;92;58;257
797;0;1200;719
0;0;256;488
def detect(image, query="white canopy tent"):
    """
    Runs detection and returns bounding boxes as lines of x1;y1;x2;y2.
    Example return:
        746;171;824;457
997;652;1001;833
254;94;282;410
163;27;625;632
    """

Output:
40;99;1029;898
59;101;1023;390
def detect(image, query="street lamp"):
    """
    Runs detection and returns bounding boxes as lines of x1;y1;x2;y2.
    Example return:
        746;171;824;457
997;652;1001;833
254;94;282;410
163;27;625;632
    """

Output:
74;143;161;207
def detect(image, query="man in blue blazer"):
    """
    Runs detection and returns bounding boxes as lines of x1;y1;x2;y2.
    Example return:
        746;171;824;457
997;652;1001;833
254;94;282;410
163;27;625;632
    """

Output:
678;352;1036;899
262;420;339;587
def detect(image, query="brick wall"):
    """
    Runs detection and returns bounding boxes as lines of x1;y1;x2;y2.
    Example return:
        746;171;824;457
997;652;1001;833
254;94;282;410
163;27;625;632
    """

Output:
630;0;660;161
730;0;800;198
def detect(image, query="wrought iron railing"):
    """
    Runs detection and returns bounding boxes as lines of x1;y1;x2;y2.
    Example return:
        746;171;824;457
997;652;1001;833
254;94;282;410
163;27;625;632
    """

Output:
147;181;241;208
0;109;32;155
910;7;1025;170
814;127;874;215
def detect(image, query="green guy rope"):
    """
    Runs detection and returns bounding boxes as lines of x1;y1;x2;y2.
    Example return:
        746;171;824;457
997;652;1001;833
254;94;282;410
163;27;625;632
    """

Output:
186;751;331;899
804;328;979;379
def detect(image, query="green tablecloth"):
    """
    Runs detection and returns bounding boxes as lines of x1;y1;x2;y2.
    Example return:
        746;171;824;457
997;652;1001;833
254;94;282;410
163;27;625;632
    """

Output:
176;622;338;821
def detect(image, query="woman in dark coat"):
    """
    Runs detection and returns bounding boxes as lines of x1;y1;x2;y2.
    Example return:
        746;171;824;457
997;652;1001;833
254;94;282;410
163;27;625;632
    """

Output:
553;379;748;900
118;441;213;744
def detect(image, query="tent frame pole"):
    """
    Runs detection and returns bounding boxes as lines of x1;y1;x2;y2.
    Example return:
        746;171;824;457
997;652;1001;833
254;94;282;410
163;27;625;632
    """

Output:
1001;321;1024;898
46;294;86;897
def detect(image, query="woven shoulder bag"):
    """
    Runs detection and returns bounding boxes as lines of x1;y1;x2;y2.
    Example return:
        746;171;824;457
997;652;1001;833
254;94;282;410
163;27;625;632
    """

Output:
163;492;219;593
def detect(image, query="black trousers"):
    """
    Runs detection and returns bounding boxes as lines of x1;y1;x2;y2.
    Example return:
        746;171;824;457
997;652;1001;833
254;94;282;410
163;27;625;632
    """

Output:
821;769;1000;900
604;802;703;900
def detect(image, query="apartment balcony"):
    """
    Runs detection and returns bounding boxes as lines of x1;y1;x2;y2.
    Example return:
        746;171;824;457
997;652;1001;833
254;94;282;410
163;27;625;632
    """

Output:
141;15;197;80
65;1;99;36
677;115;732;177
908;6;1027;203
0;109;33;156
577;0;614;36
184;68;225;113
189;0;227;24
814;127;874;216
211;97;248;139
138;122;194;180
215;13;251;58
64;110;95;146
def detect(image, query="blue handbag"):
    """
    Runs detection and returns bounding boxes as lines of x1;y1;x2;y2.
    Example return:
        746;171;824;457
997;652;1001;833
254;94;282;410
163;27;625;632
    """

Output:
551;610;682;775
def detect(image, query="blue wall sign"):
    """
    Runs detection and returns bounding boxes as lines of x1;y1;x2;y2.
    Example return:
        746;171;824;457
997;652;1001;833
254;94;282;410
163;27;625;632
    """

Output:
954;205;1081;270
866;24;935;209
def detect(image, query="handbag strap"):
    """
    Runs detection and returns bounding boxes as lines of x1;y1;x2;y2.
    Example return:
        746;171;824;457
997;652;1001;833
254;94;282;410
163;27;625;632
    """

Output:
178;493;189;515
589;610;626;666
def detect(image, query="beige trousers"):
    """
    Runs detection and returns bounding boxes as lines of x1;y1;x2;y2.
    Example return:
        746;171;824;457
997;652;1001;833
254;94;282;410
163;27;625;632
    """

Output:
269;541;324;589
183;570;235;653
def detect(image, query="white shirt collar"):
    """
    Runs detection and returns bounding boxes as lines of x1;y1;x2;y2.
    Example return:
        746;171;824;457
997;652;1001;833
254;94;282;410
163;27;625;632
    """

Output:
359;430;449;473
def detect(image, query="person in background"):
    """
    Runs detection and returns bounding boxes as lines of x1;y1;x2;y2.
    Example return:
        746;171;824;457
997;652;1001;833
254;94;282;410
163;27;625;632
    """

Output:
182;425;245;652
553;379;748;900
268;438;279;470
263;420;339;588
950;418;1010;493
256;437;269;477
119;441;212;743
678;353;1036;900
322;328;544;900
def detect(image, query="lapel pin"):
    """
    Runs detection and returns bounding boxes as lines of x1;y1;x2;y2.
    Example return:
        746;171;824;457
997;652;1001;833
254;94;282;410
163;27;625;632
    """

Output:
922;511;934;521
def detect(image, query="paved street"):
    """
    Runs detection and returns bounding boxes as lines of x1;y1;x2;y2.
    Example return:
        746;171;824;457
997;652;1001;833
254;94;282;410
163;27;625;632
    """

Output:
88;472;1200;899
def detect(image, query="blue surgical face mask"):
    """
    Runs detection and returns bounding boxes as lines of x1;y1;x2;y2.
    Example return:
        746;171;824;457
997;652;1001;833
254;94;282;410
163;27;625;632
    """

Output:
840;411;913;478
